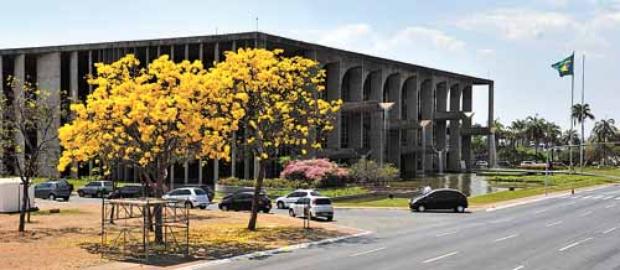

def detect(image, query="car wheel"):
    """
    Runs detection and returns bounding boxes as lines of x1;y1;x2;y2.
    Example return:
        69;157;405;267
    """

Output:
199;205;207;210
77;191;84;197
326;216;333;222
48;194;56;201
262;208;270;214
289;209;296;217
63;197;70;202
417;205;426;212
455;205;465;213
184;201;193;209
277;201;285;209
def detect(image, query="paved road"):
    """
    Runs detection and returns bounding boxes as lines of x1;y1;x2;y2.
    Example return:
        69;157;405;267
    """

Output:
195;185;620;270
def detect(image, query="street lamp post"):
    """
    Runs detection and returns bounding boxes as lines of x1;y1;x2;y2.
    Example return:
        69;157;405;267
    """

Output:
378;102;395;167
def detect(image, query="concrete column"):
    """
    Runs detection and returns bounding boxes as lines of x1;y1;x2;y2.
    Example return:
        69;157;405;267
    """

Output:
145;47;150;64
214;160;219;183
88;51;93;94
184;161;189;185
402;76;418;176
326;62;342;149
420;77;434;173
462;85;473;171
13;55;25;175
349;67;363;148
184;44;189;60
198;43;204;63
435;80;448;172
36;53;62;177
369;71;383;164
69;51;79;178
448;84;462;172
198;159;203;185
488;82;497;168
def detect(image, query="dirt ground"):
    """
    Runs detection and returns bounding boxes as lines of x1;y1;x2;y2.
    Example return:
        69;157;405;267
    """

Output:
0;200;356;270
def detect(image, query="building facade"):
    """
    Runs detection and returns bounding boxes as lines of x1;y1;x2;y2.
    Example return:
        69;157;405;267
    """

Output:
0;32;495;186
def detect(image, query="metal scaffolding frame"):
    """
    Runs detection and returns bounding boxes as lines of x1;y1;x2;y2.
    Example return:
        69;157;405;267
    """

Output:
100;198;189;262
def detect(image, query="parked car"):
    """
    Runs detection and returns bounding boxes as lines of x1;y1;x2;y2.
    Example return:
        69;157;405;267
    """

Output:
162;187;210;209
107;184;146;199
219;192;271;213
34;181;72;201
474;160;489;168
77;181;114;198
409;188;468;213
179;184;215;202
520;161;535;167
288;196;334;221
275;189;321;209
47;178;74;193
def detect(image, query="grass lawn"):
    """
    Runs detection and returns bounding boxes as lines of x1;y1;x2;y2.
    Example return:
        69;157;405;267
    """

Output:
582;167;620;177
334;197;410;208
469;174;614;206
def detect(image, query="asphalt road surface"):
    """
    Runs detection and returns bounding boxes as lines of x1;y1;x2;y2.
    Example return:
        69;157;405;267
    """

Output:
195;185;620;270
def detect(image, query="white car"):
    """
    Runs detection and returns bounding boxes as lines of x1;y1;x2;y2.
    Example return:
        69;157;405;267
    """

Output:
162;187;210;209
288;196;334;221
275;189;321;209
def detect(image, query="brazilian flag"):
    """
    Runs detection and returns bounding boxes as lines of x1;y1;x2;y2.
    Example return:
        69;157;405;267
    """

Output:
551;53;574;77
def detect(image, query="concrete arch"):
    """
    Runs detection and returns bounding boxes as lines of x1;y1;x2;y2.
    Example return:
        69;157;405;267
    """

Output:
341;66;362;102
401;76;418;120
362;70;382;101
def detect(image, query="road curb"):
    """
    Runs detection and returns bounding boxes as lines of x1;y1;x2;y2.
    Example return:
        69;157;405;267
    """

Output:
174;230;373;270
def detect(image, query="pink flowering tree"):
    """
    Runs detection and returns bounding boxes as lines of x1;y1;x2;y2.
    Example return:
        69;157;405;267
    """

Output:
280;158;349;187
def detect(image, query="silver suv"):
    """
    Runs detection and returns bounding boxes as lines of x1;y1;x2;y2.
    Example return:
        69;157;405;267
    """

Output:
275;189;321;209
77;181;114;198
288;196;334;221
162;187;210;209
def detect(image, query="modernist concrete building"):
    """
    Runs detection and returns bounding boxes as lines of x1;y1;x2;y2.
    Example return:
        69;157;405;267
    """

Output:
0;32;495;186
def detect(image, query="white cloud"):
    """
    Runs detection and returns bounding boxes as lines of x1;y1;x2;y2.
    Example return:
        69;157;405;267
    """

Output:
316;24;373;49
457;8;575;40
379;26;466;52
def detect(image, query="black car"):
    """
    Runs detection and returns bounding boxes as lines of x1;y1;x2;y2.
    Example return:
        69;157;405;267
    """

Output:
409;188;468;213
34;181;72;201
218;192;271;213
180;184;215;202
47;178;74;193
107;185;147;199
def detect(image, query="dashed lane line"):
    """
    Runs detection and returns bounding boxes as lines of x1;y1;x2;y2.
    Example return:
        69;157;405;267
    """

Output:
494;234;519;242
559;237;593;252
546;221;563;227
422;251;459;264
350;247;386;257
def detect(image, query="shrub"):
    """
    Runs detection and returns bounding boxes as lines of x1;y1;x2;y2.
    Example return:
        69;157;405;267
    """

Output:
280;158;349;187
218;177;313;189
349;158;400;183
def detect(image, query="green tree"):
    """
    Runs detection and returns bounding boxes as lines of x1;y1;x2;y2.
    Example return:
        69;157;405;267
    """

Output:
591;118;618;166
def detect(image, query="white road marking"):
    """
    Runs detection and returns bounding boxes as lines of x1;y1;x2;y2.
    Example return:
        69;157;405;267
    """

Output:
546;221;563;227
565;202;577;206
513;265;525;270
422;251;459;263
603;227;617;234
436;230;458;237
583;196;592;199
494;233;519;242
592;195;603;199
559;237;593;252
615;197;620;200
491;218;514;224
605;204;615;209
534;209;548;214
350;247;386;257
603;196;614;200
580;211;592;217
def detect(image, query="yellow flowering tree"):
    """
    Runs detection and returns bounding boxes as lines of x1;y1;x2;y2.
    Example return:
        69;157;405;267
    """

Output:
211;48;341;230
57;54;246;241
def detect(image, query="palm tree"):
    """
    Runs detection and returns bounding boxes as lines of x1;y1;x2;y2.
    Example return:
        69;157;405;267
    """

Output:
561;129;579;146
510;119;527;147
525;115;546;154
591;118;618;166
571;103;595;127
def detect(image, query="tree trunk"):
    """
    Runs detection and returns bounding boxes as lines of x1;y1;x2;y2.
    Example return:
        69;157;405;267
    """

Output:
18;181;29;232
247;160;265;231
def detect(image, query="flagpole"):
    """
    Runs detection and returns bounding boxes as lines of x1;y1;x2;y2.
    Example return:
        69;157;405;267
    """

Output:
569;52;575;173
580;54;585;171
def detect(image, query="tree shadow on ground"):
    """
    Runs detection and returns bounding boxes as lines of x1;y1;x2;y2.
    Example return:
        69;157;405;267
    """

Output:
0;227;96;243
79;227;350;266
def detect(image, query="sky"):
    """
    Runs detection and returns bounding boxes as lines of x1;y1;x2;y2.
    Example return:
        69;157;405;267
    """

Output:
1;0;619;134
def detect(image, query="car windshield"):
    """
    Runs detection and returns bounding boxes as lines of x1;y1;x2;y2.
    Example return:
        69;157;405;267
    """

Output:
314;198;331;205
310;191;321;196
194;189;206;195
